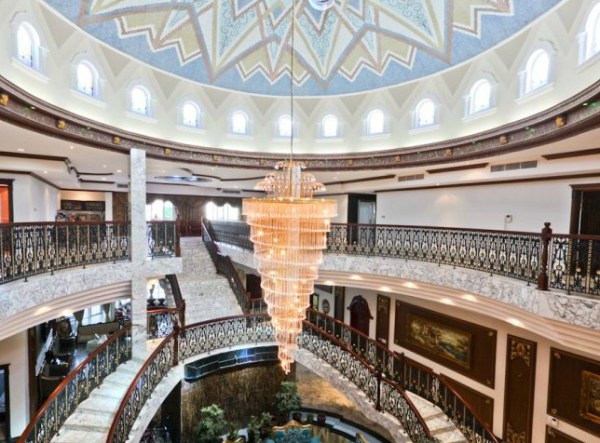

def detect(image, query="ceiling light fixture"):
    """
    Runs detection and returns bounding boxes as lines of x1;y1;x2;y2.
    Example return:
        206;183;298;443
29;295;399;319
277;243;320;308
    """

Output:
242;2;336;374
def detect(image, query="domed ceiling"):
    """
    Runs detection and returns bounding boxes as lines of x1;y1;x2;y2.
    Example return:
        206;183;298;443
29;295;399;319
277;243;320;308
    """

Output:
43;0;561;96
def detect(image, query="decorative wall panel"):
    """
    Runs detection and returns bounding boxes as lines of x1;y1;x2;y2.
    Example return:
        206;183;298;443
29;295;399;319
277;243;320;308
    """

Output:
549;349;600;438
503;335;537;443
394;300;497;387
545;426;584;443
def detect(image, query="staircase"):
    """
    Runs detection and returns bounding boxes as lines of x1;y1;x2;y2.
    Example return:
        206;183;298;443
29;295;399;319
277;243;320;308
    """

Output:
177;237;243;324
51;354;150;443
406;392;468;443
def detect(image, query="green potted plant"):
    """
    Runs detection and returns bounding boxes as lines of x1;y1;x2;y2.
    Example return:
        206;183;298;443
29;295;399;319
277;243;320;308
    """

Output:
193;404;230;443
248;412;272;443
273;381;301;424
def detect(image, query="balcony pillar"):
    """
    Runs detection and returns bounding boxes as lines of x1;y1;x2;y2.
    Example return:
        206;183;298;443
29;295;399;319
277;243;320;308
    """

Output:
130;148;147;357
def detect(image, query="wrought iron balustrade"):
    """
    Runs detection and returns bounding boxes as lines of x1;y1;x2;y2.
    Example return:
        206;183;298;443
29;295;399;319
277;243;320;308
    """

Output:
0;221;130;284
107;329;178;443
202;222;267;314
206;220;600;298
19;325;131;443
548;233;600;296
300;321;436;443
146;221;179;258
305;310;500;443
147;307;180;339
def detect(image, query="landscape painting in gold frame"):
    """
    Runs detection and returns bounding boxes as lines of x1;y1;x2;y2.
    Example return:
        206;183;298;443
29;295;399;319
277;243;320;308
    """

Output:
580;370;600;425
407;312;472;369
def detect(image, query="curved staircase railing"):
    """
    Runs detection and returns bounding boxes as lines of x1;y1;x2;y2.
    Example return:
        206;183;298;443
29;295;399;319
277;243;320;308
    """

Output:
18;325;132;443
306;310;500;443
207;220;600;298
201;221;267;314
105;314;437;443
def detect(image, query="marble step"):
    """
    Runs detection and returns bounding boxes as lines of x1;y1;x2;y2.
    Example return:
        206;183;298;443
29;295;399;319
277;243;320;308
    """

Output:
52;429;108;443
405;392;468;443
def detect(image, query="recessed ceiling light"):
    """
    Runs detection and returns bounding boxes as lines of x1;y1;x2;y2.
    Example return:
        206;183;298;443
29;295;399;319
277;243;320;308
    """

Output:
403;281;418;289
102;177;107;181
379;286;391;292
69;145;74;149
234;185;239;188
103;164;107;168
507;318;524;327
43;170;48;174
116;169;122;173
17;148;25;152
440;298;454;305
462;294;477;302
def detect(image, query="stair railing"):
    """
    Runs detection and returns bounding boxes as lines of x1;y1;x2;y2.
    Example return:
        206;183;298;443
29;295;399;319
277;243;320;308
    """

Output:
306;310;500;443
18;325;132;443
201;221;267;314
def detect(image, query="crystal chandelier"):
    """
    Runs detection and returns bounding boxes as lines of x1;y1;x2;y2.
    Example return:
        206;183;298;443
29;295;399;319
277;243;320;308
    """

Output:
242;0;336;373
243;162;336;373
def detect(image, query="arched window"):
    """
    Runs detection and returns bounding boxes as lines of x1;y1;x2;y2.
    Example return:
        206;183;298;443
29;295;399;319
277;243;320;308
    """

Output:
76;60;98;96
414;98;436;128
205;202;240;221
366;109;385;135
182;101;201;127
130;85;151;115
522;49;551;95
467;79;492;115
277;114;293;138
580;3;600;62
231;111;249;135
16;22;40;69
322;114;339;137
146;199;176;221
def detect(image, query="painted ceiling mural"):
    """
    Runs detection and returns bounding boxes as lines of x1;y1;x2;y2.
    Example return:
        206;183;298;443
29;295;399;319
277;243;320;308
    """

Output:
42;0;562;96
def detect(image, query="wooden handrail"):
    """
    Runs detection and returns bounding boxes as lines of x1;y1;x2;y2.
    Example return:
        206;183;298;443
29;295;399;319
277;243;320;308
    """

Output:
19;325;131;443
105;329;178;443
184;313;270;330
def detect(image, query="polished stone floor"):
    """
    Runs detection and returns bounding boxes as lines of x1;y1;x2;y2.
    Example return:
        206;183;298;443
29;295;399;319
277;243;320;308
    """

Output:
295;363;395;442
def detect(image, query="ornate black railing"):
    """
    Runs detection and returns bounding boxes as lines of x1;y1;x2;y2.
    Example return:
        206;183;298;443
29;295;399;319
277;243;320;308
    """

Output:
18;325;131;443
106;328;178;443
147;308;179;339
306;310;500;443
300;321;436;443
165;274;186;330
201;222;267;314
548;233;600;296
207;220;600;298
0;221;130;284
147;221;180;258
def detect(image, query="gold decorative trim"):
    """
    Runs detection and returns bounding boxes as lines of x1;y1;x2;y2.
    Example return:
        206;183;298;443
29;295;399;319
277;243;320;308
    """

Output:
510;340;532;366
0;93;8;107
505;422;527;443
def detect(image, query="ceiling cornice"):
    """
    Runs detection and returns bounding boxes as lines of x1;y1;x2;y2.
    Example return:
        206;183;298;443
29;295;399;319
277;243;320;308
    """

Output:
1;76;600;171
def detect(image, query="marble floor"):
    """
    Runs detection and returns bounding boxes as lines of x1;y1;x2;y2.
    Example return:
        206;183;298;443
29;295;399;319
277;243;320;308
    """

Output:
295;363;395;442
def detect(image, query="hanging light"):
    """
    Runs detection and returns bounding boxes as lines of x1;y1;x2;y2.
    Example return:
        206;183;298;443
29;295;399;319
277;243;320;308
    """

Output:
242;1;336;374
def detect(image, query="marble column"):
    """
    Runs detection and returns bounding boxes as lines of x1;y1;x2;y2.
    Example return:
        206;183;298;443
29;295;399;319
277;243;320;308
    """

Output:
130;148;147;357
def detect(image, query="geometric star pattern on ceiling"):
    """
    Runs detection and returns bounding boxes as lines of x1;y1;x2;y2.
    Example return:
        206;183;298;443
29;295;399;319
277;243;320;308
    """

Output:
43;0;561;95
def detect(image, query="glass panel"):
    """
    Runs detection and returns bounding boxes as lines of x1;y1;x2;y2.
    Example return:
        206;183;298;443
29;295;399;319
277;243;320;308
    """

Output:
182;102;198;127
232;112;247;134
367;109;384;134
322;115;338;137
0;367;7;443
131;86;149;114
278;115;292;137
16;24;33;66
416;99;435;127
77;62;94;95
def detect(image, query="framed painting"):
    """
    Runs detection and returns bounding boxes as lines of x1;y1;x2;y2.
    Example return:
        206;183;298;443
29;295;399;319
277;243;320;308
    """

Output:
406;312;472;369
580;371;600;425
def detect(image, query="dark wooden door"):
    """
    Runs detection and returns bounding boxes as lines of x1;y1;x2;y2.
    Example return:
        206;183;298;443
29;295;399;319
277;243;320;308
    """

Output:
246;274;262;299
376;294;390;347
504;335;537;443
570;188;600;235
333;286;345;322
0;364;9;443
348;295;372;336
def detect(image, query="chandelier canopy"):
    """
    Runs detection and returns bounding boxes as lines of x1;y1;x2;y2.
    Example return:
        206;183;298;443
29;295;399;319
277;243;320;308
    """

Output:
242;161;336;373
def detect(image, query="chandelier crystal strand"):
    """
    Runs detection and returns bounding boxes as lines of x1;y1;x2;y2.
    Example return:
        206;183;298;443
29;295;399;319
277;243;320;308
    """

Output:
243;161;337;373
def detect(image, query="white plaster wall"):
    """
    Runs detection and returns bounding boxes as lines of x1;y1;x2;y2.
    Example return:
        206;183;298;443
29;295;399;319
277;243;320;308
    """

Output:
7;174;58;222
376;178;598;233
328;194;349;224
340;287;600;442
0;331;29;439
